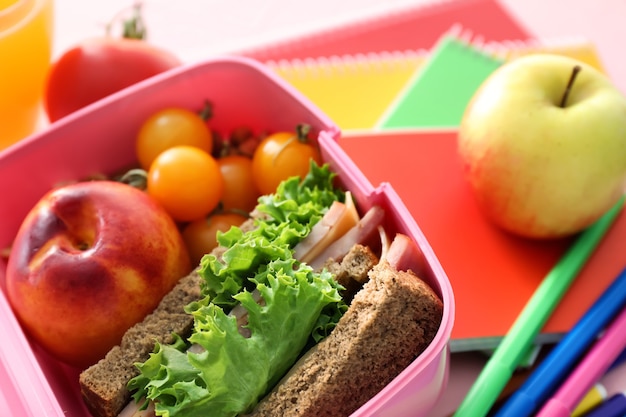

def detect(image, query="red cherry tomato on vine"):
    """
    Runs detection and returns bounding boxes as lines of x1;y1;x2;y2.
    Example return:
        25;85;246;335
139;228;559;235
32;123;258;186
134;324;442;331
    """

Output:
147;146;224;222
182;212;248;266
251;124;322;195
44;6;180;122
136;107;213;170
218;155;260;213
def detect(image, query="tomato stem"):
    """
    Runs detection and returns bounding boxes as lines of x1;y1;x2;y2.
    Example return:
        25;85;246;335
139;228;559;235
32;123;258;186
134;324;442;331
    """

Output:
199;100;214;121
118;168;149;190
105;1;147;40
271;123;313;166
209;202;251;220
296;123;312;142
228;208;252;219
219;140;234;158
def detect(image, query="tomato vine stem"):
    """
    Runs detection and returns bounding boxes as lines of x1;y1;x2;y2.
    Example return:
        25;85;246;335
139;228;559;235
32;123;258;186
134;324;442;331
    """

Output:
105;1;147;40
118;168;148;190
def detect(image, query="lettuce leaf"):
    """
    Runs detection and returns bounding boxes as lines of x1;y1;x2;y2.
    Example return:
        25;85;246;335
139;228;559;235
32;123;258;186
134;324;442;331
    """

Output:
255;161;345;226
128;162;349;417
198;161;345;308
128;259;343;417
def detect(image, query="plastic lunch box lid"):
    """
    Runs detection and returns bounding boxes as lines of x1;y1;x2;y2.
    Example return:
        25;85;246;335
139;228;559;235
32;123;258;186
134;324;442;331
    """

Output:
0;55;454;417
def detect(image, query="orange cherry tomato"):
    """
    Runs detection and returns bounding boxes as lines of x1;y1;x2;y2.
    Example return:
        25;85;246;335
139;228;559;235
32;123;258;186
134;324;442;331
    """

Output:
218;155;261;213
147;146;223;222
182;212;248;266
136;107;213;170
251;124;322;195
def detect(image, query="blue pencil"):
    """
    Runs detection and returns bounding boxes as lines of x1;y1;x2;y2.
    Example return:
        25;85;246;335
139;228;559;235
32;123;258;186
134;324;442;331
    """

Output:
582;393;626;417
495;267;626;417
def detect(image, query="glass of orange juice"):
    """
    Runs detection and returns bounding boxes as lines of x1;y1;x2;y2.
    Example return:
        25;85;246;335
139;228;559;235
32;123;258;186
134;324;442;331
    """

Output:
0;0;53;151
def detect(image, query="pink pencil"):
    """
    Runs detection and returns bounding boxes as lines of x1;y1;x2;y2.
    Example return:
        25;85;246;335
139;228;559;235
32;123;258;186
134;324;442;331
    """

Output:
537;306;626;417
572;360;626;416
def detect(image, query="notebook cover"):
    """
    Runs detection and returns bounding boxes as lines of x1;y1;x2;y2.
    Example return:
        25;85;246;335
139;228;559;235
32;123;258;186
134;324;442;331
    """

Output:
268;51;428;130
487;37;606;72
238;0;534;61
269;35;606;131
377;32;611;130
376;33;505;129
337;128;626;352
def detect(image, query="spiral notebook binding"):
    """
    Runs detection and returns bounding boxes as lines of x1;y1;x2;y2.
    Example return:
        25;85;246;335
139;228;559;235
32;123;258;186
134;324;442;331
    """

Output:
242;0;465;59
240;0;532;62
442;24;504;61
441;27;602;70
266;25;603;131
266;48;430;80
269;26;602;82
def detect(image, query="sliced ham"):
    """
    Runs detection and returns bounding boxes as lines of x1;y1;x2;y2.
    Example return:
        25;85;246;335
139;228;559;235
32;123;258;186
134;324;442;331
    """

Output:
384;233;428;279
308;205;385;271
293;192;360;264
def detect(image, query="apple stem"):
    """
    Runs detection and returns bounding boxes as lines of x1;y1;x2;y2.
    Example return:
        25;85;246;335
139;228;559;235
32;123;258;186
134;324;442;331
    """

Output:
560;65;582;108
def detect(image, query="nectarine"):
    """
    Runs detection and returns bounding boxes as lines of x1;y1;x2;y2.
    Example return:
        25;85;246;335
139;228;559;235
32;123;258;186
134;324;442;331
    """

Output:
5;180;192;368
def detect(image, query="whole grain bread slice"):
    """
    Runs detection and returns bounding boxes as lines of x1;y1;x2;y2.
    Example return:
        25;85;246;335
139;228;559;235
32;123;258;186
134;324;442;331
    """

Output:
78;242;375;417
245;260;444;417
78;237;432;417
323;243;379;302
79;271;203;417
77;219;256;417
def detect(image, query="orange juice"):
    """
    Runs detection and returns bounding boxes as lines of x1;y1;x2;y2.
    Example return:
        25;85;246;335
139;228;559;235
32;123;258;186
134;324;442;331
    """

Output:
0;0;53;150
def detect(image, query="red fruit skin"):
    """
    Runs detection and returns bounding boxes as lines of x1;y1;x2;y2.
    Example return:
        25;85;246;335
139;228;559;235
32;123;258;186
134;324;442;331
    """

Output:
44;38;181;122
5;181;191;368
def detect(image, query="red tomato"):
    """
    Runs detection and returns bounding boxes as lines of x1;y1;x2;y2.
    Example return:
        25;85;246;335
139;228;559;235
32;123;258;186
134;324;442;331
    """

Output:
146;146;224;222
251;124;322;195
218;155;260;213
44;38;180;122
182;212;248;266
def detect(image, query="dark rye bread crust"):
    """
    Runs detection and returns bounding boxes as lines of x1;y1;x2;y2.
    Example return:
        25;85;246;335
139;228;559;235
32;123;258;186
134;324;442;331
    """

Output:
79;271;203;417
245;261;444;417
79;221;256;417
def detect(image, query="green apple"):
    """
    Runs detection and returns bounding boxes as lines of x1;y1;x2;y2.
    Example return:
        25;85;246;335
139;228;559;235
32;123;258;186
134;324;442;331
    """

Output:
458;53;626;239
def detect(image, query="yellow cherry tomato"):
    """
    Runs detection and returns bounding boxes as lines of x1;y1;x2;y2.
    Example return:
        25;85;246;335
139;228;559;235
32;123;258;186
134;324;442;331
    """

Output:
251;124;322;195
136;107;213;170
147;145;223;222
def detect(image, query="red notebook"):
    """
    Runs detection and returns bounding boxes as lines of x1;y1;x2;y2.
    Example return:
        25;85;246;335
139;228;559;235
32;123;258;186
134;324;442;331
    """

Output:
239;0;534;61
338;129;626;352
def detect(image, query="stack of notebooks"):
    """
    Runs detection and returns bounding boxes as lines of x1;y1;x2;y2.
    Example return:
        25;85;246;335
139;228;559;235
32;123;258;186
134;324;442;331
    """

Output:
236;0;626;414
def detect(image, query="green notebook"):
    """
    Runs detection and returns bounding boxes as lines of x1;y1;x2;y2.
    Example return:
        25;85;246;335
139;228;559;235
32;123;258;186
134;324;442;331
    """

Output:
376;34;504;129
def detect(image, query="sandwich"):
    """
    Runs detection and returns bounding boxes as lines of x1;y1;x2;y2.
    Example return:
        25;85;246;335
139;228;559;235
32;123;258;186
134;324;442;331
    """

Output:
79;162;444;417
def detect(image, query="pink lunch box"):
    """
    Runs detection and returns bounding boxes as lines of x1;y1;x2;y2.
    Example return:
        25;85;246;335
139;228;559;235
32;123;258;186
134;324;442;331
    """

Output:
0;56;454;417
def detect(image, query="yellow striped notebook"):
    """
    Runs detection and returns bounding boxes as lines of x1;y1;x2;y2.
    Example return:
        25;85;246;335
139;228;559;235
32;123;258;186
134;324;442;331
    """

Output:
268;51;428;131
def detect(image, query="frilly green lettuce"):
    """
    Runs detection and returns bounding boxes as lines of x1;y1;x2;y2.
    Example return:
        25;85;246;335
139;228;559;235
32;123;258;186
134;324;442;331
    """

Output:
198;161;345;308
127;162;347;417
128;259;343;417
